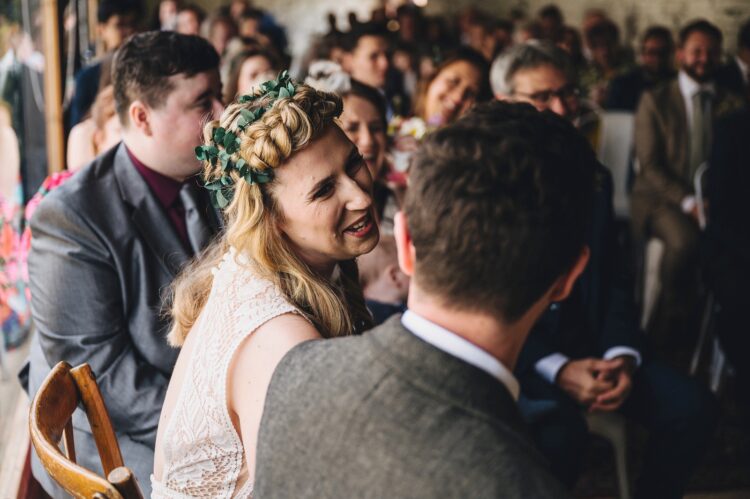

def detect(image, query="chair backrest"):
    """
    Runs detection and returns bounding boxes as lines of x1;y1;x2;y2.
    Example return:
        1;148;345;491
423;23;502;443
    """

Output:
597;111;635;219
29;361;144;499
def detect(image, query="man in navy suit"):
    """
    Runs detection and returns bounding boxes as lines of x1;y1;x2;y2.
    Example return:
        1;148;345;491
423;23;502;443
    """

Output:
459;100;718;499
705;108;750;424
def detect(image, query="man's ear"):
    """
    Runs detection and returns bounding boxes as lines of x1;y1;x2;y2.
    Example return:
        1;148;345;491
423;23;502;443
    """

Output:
548;246;590;302
394;211;415;277
128;100;153;136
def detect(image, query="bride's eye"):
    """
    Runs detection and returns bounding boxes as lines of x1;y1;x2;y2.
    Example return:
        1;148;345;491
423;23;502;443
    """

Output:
313;180;334;199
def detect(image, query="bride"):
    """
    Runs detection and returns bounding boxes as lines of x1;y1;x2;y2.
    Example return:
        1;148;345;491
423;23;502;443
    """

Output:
151;74;379;497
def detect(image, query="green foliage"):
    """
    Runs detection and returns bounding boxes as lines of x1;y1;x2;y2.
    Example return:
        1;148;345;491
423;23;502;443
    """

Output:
194;70;298;208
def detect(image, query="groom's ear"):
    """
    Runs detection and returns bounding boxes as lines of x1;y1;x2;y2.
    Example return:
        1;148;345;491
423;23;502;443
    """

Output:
394;211;415;277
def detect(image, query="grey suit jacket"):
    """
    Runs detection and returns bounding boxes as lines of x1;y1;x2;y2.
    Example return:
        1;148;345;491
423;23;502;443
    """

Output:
632;78;744;233
255;315;567;498
21;143;220;497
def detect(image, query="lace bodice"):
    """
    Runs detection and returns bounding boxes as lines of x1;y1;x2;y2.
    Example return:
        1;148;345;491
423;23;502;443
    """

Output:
152;249;302;498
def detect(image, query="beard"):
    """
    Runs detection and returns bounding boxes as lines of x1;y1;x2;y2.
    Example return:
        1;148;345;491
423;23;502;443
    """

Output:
682;62;716;83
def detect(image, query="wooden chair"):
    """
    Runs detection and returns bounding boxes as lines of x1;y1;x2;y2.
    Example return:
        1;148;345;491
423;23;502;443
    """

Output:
29;361;144;498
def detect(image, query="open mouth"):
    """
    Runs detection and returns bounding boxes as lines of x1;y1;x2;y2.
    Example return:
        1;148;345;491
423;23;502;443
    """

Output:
343;213;374;237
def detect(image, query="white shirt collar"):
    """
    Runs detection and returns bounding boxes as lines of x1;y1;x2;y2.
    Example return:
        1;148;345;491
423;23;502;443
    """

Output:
678;69;715;99
736;55;749;85
401;310;520;400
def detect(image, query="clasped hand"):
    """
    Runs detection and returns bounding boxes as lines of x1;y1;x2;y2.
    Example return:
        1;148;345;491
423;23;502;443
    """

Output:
556;356;635;412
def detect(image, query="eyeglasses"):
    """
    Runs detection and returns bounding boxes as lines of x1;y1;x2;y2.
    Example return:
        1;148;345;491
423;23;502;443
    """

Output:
513;84;580;106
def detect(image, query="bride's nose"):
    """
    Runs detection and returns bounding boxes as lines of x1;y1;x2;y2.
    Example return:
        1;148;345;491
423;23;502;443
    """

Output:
342;176;371;211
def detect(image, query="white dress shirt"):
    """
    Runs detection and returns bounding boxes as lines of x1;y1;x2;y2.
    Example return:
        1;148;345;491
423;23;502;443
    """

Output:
736;56;749;86
401;310;520;400
534;301;642;384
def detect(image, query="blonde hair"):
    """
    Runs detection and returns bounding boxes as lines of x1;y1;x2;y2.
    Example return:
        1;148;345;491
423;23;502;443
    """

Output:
168;83;373;346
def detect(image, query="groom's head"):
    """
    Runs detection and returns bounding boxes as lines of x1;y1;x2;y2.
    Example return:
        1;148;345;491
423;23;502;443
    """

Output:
395;101;595;325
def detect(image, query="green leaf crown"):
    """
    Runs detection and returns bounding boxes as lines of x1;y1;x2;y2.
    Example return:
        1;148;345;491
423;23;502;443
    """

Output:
195;70;297;208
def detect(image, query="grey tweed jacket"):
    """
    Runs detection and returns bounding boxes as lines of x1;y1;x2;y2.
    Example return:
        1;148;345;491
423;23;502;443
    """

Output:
20;143;220;497
255;314;568;499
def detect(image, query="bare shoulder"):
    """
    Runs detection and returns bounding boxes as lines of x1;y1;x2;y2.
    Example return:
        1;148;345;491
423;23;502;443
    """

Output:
228;312;321;392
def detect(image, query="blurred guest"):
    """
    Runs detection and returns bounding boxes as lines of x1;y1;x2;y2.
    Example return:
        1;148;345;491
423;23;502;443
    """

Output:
467;16;502;62
537;4;564;42
223;47;280;103
255;102;595;498
705;108;750;425
716;18;750;101
176;4;205;36
558;26;587;73
392;42;418;98
413;47;491;127
203;13;237;58
341;23;409;117
606;26;676;111
580;19;633;106
21;32;223;497
69;0;137;127
491;41;599;146
238;8;265;39
229;0;250;20
358;235;408;325
516;20;542;44
0;100;28;350
632;19;745;339
494;19;515;54
155;0;178;31
67;85;121;171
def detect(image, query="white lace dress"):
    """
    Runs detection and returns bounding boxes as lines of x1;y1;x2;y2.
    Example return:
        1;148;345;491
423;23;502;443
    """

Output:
151;248;303;498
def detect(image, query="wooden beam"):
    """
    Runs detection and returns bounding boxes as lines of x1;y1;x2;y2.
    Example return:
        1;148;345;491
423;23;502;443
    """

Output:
41;0;65;173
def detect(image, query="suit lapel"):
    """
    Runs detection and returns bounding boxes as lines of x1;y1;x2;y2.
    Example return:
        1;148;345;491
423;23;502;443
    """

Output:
668;80;690;179
112;144;191;277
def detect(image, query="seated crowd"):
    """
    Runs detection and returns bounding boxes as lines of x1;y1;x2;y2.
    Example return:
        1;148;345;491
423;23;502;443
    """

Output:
7;0;750;497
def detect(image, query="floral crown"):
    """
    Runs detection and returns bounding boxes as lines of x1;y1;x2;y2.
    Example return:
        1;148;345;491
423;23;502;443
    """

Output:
195;70;297;208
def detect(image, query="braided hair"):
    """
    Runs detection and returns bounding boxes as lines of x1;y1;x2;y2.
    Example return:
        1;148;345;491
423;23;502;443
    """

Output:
168;83;373;345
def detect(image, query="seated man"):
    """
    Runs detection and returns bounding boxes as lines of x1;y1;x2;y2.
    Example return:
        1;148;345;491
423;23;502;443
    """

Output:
21;32;223;497
487;43;719;498
358;234;409;326
632;19;744;337
491;41;600;147
605;25;676;111
255;102;596;498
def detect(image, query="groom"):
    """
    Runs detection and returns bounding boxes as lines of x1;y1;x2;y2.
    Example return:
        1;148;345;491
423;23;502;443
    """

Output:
254;102;596;497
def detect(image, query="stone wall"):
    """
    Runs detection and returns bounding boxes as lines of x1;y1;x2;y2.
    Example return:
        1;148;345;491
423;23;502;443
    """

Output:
191;0;750;58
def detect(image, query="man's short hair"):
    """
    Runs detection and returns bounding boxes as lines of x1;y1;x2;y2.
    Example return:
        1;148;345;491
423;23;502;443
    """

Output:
490;41;573;95
97;0;137;24
112;31;220;124
585;19;619;47
538;4;563;24
641;25;674;52
405;101;595;322
341;23;389;53
678;19;722;47
738;18;750;51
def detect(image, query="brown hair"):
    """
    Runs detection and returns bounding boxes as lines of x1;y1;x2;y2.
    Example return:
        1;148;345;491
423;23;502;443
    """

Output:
412;47;491;120
406;101;595;322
